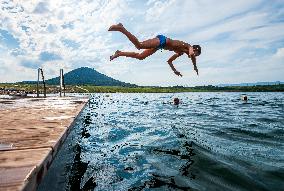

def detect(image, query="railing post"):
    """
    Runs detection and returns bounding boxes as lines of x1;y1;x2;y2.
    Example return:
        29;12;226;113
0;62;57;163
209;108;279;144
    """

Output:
37;68;40;98
60;69;63;97
62;69;65;97
40;69;46;98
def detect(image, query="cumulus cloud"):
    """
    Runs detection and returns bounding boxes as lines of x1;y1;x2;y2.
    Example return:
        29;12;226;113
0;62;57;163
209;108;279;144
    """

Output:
0;0;283;85
33;2;50;14
274;47;284;58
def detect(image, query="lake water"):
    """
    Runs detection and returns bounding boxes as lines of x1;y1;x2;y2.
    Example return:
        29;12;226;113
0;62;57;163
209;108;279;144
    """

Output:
38;92;284;191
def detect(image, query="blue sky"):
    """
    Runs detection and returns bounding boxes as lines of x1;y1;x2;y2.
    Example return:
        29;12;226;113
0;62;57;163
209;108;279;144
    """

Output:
0;0;283;86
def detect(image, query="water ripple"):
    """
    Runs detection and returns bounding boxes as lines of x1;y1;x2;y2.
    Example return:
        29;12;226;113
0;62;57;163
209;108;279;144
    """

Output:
39;92;284;191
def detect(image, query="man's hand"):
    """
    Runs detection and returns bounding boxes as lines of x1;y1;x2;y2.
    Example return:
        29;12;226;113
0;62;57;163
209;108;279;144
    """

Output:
194;66;199;75
167;59;182;77
174;70;183;77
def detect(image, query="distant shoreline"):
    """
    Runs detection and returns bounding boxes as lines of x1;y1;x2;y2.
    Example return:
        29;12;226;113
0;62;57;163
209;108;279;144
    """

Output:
1;83;284;94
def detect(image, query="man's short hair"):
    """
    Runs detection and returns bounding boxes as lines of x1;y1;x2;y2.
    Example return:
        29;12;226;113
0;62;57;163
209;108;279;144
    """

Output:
193;45;201;56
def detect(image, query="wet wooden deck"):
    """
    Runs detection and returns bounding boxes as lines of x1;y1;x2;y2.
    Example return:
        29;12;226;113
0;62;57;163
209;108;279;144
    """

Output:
0;96;88;191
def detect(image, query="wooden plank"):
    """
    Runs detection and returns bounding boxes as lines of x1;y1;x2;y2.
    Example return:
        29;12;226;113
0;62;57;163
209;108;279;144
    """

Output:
0;96;88;191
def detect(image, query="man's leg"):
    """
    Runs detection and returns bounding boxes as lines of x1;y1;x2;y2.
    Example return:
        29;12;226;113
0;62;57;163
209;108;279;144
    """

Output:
108;23;159;50
110;48;157;61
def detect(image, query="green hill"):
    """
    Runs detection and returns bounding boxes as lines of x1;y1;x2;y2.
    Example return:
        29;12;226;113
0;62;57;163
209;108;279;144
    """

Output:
22;67;136;87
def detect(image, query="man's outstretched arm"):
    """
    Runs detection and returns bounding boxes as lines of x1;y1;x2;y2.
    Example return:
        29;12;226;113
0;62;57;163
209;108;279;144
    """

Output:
190;55;198;75
167;53;183;77
188;45;199;75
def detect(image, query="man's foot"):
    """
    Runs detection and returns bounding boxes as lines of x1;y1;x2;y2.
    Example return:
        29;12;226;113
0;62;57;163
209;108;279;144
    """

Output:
108;23;124;31
110;50;121;61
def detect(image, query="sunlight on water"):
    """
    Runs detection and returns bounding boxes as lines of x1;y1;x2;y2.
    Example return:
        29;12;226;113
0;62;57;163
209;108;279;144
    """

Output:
39;92;284;191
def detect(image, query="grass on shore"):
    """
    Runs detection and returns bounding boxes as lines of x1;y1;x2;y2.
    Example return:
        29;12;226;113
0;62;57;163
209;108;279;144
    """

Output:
1;83;284;93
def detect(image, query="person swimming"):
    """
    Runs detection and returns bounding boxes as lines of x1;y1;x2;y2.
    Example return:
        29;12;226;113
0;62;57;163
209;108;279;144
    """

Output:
108;23;201;77
173;97;180;105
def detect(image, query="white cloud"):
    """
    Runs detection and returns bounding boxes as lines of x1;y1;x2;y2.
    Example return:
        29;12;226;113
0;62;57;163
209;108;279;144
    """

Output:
0;0;283;85
275;47;284;58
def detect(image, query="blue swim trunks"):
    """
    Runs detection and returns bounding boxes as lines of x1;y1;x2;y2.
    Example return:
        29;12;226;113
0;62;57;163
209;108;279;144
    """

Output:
156;34;167;49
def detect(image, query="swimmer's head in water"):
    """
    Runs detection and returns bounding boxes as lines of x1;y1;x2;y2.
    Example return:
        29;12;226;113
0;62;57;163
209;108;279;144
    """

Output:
173;98;180;105
193;45;201;56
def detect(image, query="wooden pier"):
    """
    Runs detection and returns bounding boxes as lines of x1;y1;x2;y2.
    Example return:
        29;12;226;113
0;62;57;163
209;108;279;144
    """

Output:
0;96;88;191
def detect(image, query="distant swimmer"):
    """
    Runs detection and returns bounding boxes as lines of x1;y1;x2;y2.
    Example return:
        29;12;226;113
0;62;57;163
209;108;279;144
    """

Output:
173;98;180;105
162;98;180;106
108;23;201;77
241;95;248;101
